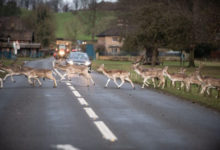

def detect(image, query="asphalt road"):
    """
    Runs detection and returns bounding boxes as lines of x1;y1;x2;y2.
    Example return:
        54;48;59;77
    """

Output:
0;57;220;150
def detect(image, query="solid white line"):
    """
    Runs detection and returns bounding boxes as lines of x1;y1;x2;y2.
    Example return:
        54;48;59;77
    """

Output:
94;121;118;142
77;98;88;106
68;85;76;91
72;91;81;97
84;107;99;120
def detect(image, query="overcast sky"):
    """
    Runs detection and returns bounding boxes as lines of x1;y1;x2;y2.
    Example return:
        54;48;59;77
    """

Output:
63;0;118;4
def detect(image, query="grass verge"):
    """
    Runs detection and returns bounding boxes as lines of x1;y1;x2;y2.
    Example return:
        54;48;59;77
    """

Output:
92;60;220;111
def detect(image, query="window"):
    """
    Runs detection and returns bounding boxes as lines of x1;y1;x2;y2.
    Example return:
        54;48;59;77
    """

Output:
112;48;117;54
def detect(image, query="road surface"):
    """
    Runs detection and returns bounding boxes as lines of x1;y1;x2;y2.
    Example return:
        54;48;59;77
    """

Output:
0;57;220;150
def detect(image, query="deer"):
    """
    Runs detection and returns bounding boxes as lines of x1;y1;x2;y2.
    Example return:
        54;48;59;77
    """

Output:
0;63;23;83
163;66;188;90
97;64;135;89
183;69;202;93
19;66;57;88
195;71;220;98
53;61;95;87
132;63;166;88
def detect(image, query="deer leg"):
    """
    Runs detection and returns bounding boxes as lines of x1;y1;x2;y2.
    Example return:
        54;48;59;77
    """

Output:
125;77;135;89
152;78;156;88
142;78;149;88
118;78;125;88
33;77;41;87
0;78;3;88
105;78;111;87
51;77;57;88
10;74;16;83
113;78;120;88
86;73;95;85
28;76;34;85
200;84;207;95
180;82;184;90
3;74;11;81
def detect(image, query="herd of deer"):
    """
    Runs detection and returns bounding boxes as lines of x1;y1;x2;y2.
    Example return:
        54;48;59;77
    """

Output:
0;59;219;99
96;62;220;99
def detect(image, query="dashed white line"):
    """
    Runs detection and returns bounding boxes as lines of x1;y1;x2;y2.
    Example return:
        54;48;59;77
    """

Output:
54;68;118;142
72;91;81;97
66;82;71;86
77;98;88;106
68;85;76;91
94;121;118;142
84;107;99;120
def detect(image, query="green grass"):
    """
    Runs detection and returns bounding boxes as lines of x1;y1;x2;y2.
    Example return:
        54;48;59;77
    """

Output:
92;60;220;111
55;11;116;40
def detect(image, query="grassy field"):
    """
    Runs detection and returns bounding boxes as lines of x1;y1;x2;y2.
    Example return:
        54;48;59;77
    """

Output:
55;11;116;40
92;60;220;111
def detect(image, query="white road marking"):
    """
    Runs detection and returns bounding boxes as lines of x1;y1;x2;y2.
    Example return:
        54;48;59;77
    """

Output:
66;82;71;86
54;68;64;79
72;91;81;97
84;107;99;120
53;144;80;150
77;98;88;106
68;85;76;91
61;70;118;142
94;121;118;142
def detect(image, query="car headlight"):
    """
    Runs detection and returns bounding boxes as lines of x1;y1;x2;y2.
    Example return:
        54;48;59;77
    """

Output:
67;60;73;65
85;61;91;66
59;50;65;56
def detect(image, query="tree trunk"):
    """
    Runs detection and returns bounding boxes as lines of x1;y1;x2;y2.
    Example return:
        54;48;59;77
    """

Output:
151;47;157;66
188;46;195;67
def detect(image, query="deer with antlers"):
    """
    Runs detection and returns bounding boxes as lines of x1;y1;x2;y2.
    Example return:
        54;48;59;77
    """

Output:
53;61;95;87
97;64;135;89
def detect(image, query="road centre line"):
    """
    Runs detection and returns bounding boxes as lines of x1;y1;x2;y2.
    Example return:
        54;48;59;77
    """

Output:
84;107;99;120
54;68;64;79
57;68;118;142
72;91;81;97
77;98;88;106
66;82;72;86
94;121;118;142
68;85;76;91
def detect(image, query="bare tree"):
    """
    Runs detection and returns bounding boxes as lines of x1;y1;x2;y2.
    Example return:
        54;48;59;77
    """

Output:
72;0;79;10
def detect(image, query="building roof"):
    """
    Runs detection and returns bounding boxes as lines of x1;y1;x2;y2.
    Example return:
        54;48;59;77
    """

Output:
96;27;123;37
0;31;33;42
0;17;33;42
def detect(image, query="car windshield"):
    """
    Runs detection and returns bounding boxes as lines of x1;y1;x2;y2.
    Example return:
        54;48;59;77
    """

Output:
59;44;66;49
68;52;89;61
